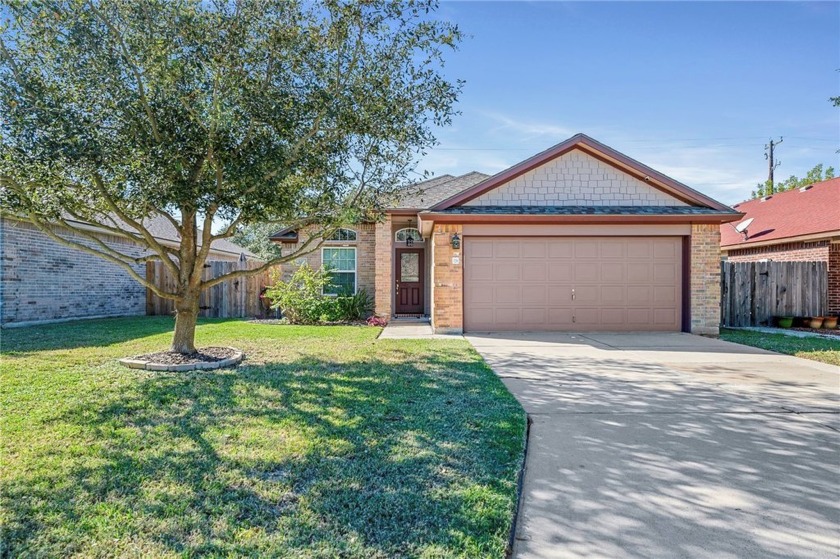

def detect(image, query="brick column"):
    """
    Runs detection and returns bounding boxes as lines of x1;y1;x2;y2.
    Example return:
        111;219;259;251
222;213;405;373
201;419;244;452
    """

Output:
690;223;721;335
829;242;840;316
374;217;392;318
431;223;463;333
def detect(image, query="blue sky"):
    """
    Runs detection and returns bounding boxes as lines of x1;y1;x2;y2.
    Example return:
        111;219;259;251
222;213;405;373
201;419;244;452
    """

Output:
418;1;839;205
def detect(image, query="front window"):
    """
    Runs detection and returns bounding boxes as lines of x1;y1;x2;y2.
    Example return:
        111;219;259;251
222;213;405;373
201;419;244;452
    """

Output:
322;247;356;295
326;228;357;242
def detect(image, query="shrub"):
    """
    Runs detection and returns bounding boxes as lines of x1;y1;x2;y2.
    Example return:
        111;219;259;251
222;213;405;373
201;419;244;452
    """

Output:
264;264;334;324
264;266;374;324
333;289;374;321
366;316;388;327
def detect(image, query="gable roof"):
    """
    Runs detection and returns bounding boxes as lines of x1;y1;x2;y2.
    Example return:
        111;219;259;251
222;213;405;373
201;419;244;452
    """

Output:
720;177;840;249
429;133;735;212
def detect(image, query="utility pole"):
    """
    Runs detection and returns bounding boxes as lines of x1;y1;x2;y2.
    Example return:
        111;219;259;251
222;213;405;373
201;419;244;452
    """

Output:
765;137;783;195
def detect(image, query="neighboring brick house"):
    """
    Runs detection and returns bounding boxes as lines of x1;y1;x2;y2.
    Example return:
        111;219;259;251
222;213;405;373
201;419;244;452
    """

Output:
272;133;740;335
721;177;840;315
1;215;256;327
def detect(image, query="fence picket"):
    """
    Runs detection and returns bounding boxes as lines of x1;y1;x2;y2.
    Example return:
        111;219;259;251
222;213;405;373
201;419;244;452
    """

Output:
721;260;828;327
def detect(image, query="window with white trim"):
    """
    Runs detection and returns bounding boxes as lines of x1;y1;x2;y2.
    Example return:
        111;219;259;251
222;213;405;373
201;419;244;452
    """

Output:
395;227;422;243
326;228;357;242
321;247;356;295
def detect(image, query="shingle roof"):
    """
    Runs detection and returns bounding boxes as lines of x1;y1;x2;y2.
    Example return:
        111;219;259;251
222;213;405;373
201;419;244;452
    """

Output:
393;172;490;209
429;205;738;216
66;213;258;258
720;178;840;248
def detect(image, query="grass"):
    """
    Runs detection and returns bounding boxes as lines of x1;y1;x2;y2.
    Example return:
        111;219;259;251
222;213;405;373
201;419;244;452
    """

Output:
720;328;840;366
0;317;526;558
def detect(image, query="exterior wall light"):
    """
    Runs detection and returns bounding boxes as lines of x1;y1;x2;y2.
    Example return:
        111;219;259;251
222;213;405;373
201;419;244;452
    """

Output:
450;232;460;250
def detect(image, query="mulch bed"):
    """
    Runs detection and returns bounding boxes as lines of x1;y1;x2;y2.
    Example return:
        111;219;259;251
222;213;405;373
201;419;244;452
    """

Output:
134;347;239;365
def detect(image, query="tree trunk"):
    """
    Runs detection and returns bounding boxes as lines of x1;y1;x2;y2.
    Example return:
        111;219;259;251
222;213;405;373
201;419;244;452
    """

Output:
172;294;199;354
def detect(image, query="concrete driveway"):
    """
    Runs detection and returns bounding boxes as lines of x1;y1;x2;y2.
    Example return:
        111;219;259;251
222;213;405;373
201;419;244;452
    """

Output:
465;332;840;559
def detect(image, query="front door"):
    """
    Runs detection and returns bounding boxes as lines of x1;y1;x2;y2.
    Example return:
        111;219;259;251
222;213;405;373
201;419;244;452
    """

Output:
396;248;424;314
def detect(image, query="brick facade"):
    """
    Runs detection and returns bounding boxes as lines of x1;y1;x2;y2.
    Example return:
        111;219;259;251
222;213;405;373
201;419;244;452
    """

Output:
1;217;148;325
277;223;377;300
724;240;830;263
1;217;245;326
464;150;687;207
690;223;722;335
830;243;840;315
430;224;463;333
374;217;392;317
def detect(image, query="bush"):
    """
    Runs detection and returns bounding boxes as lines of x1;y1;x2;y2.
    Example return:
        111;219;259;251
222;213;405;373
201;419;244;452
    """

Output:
333;289;374;321
264;264;334;324
264;265;374;324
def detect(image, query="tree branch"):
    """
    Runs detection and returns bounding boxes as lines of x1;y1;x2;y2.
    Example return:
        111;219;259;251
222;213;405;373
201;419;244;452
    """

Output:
23;214;178;300
202;228;327;289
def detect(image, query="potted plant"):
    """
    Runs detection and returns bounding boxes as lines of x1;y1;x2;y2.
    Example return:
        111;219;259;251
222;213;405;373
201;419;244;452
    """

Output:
776;316;794;328
809;316;824;329
823;316;838;329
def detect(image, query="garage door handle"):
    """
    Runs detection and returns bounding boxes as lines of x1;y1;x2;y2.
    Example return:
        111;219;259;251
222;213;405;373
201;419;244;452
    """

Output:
571;289;575;301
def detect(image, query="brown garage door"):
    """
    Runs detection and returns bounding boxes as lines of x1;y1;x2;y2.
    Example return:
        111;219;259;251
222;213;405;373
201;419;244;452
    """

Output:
464;237;682;332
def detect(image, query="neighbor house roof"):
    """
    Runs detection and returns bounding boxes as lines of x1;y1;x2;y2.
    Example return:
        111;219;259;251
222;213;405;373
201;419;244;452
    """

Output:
721;177;840;249
62;213;258;259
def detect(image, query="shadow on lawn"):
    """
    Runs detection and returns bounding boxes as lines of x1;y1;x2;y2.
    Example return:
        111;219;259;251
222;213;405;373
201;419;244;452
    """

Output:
0;316;245;355
1;348;525;557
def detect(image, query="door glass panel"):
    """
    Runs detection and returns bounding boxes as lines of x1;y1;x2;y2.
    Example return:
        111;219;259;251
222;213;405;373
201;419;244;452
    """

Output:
400;253;420;282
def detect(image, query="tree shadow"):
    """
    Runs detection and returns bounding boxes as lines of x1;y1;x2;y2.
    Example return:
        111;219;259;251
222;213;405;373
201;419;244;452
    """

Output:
0;316;245;355
1;349;526;557
473;346;839;559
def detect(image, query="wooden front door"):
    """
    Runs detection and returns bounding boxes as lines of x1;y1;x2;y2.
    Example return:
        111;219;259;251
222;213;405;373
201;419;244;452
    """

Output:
396;248;424;314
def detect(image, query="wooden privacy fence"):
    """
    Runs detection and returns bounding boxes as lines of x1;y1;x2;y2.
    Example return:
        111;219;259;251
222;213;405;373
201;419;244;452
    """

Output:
721;260;828;327
146;261;276;318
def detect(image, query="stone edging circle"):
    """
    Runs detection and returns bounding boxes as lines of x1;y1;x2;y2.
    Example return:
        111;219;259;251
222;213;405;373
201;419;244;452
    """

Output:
118;349;245;372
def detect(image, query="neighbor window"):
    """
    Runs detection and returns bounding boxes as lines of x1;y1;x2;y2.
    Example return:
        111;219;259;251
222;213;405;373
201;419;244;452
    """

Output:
326;228;357;242
322;247;356;295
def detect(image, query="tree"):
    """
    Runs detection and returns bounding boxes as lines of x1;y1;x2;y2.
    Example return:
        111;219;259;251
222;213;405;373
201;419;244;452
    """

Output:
231;222;283;262
0;0;462;353
751;164;835;199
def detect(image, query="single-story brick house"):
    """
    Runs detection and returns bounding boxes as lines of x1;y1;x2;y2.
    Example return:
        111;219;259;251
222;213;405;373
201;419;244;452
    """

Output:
721;177;840;315
272;133;741;335
1;214;256;327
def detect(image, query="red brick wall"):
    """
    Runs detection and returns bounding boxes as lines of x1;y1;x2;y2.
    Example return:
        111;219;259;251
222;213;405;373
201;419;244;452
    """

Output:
725;241;829;263
830;243;840;315
430;224;463;333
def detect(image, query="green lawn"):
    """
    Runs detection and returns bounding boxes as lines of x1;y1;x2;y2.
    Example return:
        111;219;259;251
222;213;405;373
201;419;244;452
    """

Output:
720;328;840;366
0;317;526;558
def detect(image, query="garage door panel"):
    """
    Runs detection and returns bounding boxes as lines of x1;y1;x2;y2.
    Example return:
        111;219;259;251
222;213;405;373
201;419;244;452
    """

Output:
464;237;681;332
522;262;547;281
600;262;625;282
548;263;572;281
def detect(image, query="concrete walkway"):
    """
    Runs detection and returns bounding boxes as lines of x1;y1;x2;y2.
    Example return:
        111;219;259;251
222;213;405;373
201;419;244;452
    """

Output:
378;319;463;340
466;332;840;559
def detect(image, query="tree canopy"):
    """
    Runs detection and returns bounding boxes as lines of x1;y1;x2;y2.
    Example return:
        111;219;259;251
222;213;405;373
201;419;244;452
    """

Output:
751;164;836;199
0;0;462;352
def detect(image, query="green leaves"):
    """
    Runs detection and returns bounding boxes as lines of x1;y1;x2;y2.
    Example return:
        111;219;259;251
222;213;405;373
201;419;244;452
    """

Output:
1;0;461;228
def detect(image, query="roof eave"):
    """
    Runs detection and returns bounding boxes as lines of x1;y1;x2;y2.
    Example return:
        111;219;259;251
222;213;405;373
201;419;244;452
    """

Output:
721;230;840;250
420;211;742;225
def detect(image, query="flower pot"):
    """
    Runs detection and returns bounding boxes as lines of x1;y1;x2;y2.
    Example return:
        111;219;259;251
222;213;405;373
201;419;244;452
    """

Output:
809;317;824;329
823;316;838;329
776;317;793;328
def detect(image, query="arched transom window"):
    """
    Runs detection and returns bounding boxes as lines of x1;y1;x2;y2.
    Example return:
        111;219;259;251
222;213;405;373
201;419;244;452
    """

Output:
395;228;422;243
326;228;357;241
